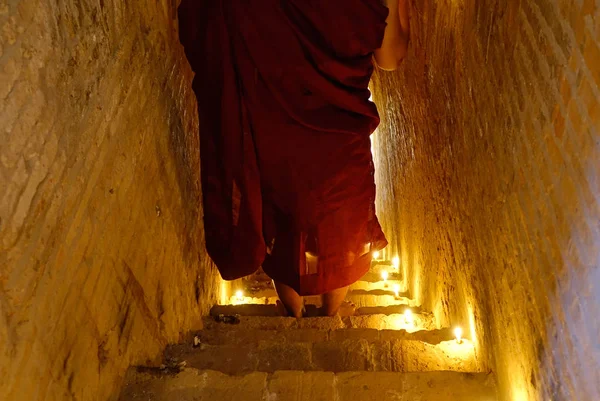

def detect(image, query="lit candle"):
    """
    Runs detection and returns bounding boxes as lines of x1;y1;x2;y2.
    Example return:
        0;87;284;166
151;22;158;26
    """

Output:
235;290;244;302
373;250;380;260
381;270;388;287
454;327;463;344
393;284;400;298
404;309;413;325
392;256;400;270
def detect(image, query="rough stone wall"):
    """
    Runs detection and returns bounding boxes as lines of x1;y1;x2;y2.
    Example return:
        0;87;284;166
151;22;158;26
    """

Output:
0;1;220;401
371;0;599;400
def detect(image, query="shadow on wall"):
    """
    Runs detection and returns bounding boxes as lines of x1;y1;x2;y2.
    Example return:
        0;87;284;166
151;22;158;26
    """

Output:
169;1;223;308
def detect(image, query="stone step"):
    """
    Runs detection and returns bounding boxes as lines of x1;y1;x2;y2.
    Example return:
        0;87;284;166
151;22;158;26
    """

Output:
204;310;436;331
229;290;415;308
368;262;401;274
210;303;426;319
230;288;412;308
194;327;453;346
355;271;403;283
241;267;402;294
164;335;478;375
119;369;497;401
348;279;406;292
245;285;408;300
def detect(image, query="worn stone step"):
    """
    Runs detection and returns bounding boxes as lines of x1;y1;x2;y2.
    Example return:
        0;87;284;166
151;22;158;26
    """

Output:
210;303;425;319
193;327;453;346
230;289;412;308
242;264;400;285
240;267;403;299
203;311;436;332
119;369;497;401
368;262;401;274
219;290;417;308
164;336;479;374
357;271;402;283
348;279;406;292
245;285;408;300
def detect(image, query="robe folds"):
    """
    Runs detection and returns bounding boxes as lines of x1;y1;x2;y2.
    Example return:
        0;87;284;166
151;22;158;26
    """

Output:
179;0;389;295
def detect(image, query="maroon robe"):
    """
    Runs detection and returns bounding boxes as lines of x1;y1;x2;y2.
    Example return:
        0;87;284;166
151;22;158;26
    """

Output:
179;0;388;295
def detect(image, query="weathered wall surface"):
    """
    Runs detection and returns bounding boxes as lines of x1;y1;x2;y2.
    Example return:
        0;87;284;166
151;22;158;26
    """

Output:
372;0;599;400
0;1;220;401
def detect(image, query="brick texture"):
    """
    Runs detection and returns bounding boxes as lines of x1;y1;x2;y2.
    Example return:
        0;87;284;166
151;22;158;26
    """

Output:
371;0;599;400
0;1;220;401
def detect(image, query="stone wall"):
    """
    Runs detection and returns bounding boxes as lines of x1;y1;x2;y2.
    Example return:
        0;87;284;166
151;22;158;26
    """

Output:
0;1;220;401
371;0;600;400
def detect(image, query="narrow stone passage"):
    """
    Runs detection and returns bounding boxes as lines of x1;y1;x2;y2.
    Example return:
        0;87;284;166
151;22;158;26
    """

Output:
118;262;496;400
1;1;598;401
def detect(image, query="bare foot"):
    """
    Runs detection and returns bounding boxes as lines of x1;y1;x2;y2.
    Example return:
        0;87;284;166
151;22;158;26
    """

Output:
320;286;353;316
276;300;304;318
276;300;288;316
274;281;304;318
337;300;357;317
320;300;356;317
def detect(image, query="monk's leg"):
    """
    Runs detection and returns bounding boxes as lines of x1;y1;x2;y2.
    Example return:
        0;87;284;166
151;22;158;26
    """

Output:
274;281;304;318
321;286;355;316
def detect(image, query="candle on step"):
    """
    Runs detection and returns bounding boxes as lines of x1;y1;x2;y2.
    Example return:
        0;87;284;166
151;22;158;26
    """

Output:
373;250;380;260
393;284;400;298
381;270;388;287
392;256;400;270
235;290;244;302
454;327;463;344
404;309;413;325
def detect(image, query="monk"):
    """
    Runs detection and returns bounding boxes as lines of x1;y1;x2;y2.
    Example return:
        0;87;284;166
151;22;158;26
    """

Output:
178;0;410;318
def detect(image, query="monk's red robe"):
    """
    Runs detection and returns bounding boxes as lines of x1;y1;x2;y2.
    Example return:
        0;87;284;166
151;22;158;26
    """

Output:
179;0;388;296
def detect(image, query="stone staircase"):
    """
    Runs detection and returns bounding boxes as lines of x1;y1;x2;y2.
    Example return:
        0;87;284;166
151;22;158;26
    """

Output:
118;264;497;400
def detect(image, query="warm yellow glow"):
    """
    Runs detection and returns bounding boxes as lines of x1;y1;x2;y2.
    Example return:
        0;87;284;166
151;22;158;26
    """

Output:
411;254;422;306
438;339;476;360
381;270;388;288
454;327;463;344
511;386;529;401
404;309;413;325
392;256;400;269
393;284;400;297
390;315;405;330
467;304;478;347
220;280;230;305
402;253;408;299
373;250;380;259
235;290;244;301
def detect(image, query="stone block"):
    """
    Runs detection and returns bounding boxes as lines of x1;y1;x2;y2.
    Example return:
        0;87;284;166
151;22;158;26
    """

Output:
183;344;258;374
312;340;370;372
334;372;497;401
255;342;314;372
120;369;268;401
330;329;380;342
281;329;329;343
267;371;335;401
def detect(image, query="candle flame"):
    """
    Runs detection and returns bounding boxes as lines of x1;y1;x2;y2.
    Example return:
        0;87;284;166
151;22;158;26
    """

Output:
235;290;244;301
381;270;388;281
454;327;463;344
392;256;400;268
393;284;400;297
